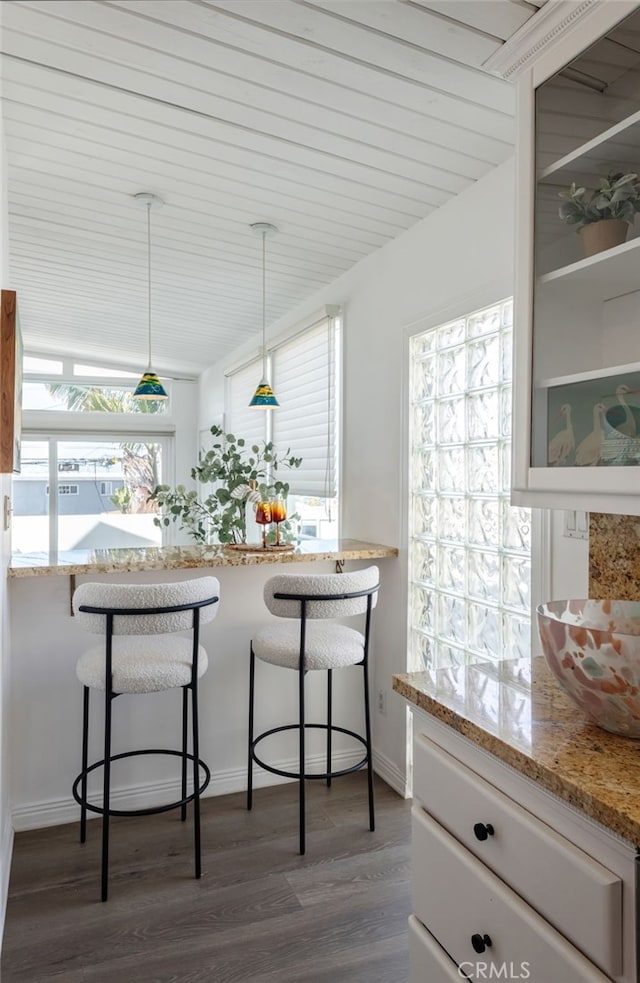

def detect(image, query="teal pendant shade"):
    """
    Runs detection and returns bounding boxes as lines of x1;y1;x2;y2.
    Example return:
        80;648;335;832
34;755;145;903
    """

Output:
133;192;168;401
249;222;279;409
133;371;168;400
249;377;279;408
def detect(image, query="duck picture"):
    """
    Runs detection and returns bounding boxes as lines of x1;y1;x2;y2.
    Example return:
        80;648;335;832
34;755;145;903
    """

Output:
605;384;640;438
575;403;606;466
548;403;574;465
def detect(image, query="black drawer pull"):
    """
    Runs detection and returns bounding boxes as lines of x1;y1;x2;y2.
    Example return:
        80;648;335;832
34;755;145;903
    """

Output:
473;822;494;841
471;933;492;954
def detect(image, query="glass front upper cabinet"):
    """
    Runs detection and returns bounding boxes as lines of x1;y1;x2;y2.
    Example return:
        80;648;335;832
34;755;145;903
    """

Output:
532;8;640;477
511;4;640;514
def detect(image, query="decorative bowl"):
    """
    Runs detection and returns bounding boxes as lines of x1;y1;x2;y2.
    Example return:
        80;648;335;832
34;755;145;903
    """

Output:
536;599;640;738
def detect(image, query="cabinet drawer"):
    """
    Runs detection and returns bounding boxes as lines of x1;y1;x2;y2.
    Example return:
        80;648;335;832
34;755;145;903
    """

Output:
413;732;622;976
412;806;611;983
409;915;468;982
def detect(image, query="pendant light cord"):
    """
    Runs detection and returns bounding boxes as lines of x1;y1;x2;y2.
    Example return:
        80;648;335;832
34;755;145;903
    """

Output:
147;200;152;370
261;229;267;377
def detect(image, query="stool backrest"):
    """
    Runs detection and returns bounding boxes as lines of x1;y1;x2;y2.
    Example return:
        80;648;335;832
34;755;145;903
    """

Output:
263;566;379;620
72;577;220;635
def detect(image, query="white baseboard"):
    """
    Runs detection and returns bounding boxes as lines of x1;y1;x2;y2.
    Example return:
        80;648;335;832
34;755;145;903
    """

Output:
373;748;407;798
12;748;370;831
0;813;14;952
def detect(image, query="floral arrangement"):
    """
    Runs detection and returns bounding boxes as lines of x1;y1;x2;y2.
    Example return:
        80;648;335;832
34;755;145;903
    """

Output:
150;425;302;545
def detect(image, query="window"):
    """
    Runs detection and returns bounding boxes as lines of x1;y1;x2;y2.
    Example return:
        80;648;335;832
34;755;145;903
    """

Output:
22;355;168;413
15;355;178;554
408;299;531;671
45;485;80;495
271;320;338;498
224;308;340;538
13;438;167;554
225;357;266;450
22;382;169;413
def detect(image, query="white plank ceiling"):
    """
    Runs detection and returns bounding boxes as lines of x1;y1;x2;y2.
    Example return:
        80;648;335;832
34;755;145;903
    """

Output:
0;0;544;377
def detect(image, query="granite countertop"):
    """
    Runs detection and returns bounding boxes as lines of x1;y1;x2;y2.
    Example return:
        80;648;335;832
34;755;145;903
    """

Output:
393;656;640;846
9;538;398;577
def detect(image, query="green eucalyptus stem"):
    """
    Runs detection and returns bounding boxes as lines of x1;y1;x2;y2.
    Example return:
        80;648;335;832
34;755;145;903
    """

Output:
149;424;302;545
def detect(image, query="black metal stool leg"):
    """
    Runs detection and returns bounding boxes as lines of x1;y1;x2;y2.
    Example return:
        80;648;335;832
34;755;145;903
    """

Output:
326;669;332;788
101;686;113;903
363;662;375;832
247;645;255;811
80;686;89;844
299;665;306;855
191;679;202;879
181;686;188;822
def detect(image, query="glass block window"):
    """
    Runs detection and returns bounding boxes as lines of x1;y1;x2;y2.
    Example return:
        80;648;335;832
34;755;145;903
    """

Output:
409;299;531;671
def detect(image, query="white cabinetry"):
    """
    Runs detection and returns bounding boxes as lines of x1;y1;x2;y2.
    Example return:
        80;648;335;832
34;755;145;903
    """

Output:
511;1;640;513
409;710;637;983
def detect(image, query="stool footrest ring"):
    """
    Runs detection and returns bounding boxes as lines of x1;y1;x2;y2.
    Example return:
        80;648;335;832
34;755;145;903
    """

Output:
250;723;369;782
72;748;210;818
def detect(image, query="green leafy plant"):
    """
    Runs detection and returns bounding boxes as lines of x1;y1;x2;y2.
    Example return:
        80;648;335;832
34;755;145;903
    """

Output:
149;425;302;545
110;486;132;513
558;172;640;229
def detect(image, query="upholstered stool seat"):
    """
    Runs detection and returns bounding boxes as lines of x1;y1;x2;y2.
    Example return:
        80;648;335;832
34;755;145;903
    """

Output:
252;622;365;670
76;636;209;693
248;566;379;855
72;577;220;901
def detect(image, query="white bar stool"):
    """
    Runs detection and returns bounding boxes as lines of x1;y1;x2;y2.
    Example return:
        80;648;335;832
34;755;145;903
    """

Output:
247;566;379;854
72;577;220;901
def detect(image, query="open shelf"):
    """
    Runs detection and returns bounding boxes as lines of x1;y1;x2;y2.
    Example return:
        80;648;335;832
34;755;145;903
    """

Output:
535;359;640;391
538;110;640;184
536;235;640;302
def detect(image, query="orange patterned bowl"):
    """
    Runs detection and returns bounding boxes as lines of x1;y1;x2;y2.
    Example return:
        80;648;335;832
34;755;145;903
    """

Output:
537;599;640;738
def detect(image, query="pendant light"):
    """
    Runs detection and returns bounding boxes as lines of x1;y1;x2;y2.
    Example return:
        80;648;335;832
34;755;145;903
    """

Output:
133;192;168;400
249;222;279;408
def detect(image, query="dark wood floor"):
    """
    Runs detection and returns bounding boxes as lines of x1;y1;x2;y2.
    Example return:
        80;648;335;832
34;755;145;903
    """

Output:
2;775;411;982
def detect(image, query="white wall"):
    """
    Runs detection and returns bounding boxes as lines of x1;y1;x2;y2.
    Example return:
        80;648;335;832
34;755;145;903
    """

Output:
200;158;591;789
201;159;523;789
0;3;15;939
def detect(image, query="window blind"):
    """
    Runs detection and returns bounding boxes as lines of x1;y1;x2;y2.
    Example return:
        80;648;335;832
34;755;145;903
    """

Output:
225;358;266;449
271;318;337;498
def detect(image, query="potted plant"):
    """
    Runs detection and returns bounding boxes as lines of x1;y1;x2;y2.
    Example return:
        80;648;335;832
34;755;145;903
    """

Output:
150;424;302;545
558;171;640;257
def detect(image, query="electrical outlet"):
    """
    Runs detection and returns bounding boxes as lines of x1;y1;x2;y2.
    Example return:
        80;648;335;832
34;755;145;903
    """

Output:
377;689;386;715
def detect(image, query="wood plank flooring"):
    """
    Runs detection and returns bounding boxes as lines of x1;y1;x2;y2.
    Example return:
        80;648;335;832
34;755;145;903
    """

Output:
1;775;411;982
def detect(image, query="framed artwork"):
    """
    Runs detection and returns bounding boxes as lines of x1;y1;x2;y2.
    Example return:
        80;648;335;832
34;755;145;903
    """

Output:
1;290;22;474
546;366;640;467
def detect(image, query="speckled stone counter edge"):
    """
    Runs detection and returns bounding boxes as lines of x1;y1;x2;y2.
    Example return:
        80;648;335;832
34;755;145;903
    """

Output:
393;660;640;847
9;540;398;578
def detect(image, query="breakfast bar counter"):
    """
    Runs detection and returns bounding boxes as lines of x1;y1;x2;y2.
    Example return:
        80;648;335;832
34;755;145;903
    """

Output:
9;538;398;578
8;538;399;836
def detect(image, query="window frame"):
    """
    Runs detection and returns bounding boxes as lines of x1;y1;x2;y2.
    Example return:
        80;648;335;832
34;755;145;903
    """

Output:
403;289;549;674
